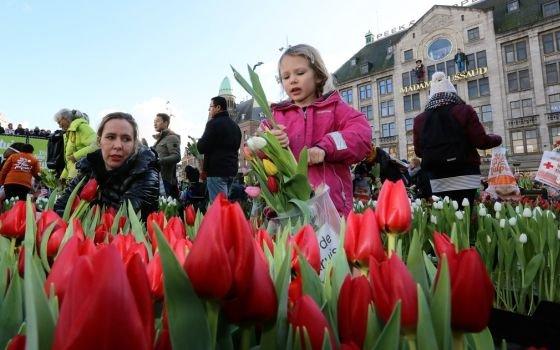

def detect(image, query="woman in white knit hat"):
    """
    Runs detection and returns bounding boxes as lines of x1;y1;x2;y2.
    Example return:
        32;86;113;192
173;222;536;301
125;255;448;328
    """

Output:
412;72;502;205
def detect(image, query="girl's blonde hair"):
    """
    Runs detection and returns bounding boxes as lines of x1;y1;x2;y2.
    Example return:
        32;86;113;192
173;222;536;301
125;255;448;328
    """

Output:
278;44;331;95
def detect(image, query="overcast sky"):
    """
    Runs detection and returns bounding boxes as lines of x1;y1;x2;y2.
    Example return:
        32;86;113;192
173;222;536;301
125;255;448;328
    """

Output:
0;0;467;148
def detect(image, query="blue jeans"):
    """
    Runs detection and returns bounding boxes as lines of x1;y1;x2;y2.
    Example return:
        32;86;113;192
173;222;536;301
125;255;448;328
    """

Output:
206;176;233;202
456;61;466;72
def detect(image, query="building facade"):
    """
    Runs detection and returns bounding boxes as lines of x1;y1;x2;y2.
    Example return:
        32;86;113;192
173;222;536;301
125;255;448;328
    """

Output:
334;0;560;171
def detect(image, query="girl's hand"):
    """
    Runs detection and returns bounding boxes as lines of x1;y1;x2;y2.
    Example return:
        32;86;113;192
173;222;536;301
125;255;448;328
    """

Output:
269;124;290;148
308;147;325;165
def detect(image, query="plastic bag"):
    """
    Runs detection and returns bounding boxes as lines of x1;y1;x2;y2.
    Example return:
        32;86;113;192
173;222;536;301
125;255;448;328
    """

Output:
487;147;520;198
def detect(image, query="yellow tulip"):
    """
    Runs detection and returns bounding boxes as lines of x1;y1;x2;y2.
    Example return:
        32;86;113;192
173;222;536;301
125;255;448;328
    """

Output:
263;159;278;176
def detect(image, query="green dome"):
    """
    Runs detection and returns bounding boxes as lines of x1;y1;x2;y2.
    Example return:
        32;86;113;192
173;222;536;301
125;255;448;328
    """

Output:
219;77;233;95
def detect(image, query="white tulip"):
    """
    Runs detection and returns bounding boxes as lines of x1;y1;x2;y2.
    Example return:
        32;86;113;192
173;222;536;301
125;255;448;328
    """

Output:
246;136;267;151
431;195;440;202
533;207;542;217
499;219;506;228
508;217;517;226
372;200;377;208
515;205;522;214
479;207;487;216
443;196;450;203
519;233;528;244
522;208;532;218
486;235;492;244
494;202;502;212
452;201;459;210
415;198;422;206
455;211;464;220
462;198;470;207
430;215;438;224
557;230;560;240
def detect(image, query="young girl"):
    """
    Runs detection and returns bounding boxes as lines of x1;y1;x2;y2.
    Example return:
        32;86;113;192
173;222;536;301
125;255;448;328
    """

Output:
0;143;41;201
270;44;371;215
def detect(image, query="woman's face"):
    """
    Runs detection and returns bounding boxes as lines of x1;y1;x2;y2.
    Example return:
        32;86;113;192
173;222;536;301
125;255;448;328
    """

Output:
58;118;71;131
100;119;136;170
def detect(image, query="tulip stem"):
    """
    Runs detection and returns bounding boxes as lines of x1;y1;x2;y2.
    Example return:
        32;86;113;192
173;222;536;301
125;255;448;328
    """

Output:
206;301;220;350
405;334;417;350
240;326;251;350
387;233;397;257
452;332;464;350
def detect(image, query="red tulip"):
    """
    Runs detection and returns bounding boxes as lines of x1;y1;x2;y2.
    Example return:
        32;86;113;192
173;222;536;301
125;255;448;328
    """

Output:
80;178;98;202
184;193;254;300
288;295;335;350
71;195;81;212
94;211;114;243
375;179;411;234
290;225;321;275
256;228;274;254
111;234;149;265
0;201;27;238
344;208;385;267
267;176;279;193
17;247;24;278
433;232;494;333
222;239;278;324
36;210;67;245
147;238;191;300
338;275;374;349
164;216;186;245
52;245;153;350
6;335;25;350
44;236;96;302
288;275;303;305
147;211;166;250
184;205;196;226
369;254;418;329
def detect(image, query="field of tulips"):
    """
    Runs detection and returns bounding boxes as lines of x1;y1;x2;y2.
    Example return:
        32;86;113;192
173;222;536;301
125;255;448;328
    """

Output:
0;177;559;349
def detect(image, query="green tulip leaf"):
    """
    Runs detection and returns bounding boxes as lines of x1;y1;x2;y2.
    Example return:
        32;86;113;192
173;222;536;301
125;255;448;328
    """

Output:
430;256;452;350
523;253;544;289
39;221;57;272
155;225;211;350
466;328;494;350
372;302;401;350
111;205;125;235
0;269;23;349
407;229;429;295
364;304;381;350
46;188;59;210
62;177;86;221
299;253;325;307
416;285;438;350
127;201;153;259
285;175;313;202
330;231;350;298
24;198;55;350
423;252;437;285
297;147;308;177
247;65;273;120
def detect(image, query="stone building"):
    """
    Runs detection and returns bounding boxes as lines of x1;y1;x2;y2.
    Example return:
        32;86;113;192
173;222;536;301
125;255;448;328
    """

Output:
334;0;560;171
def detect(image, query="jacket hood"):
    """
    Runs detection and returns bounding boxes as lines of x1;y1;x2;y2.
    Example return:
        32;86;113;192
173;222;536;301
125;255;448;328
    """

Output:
67;117;90;132
271;90;340;111
153;128;180;140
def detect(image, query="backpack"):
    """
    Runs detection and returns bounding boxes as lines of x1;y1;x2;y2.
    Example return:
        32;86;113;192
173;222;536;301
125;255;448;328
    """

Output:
47;130;65;172
420;105;468;172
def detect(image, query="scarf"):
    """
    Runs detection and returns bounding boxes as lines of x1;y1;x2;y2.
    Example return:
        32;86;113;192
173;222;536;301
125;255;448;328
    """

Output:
425;92;464;111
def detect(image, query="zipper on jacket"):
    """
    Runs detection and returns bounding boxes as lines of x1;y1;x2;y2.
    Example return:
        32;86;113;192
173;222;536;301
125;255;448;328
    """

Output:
331;164;348;212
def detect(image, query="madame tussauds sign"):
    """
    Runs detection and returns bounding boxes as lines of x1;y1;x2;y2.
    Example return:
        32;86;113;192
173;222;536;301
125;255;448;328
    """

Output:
400;67;488;94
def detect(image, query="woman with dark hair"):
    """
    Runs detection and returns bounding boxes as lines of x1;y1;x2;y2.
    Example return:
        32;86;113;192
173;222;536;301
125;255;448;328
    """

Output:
0;142;41;200
54;112;160;219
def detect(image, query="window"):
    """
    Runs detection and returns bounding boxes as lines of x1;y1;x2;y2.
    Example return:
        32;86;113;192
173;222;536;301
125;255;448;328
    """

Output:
341;89;353;104
507;0;519;12
380;100;395;117
550;93;560;112
427;65;436;80
510;99;533;118
360;105;373;120
405;118;414;131
359;84;372;100
511;130;539;154
543;1;560;17
543;33;556;54
545;62;559;85
402;72;411;87
467;78;490;99
428;38;453;61
404;93;421;112
479;105;493;122
468;27;480;41
378;77;393;95
446;60;456;76
360;63;370;75
404;49;413;62
381;122;396;137
507;69;530;92
550;126;560;145
504;41;527;63
476;51;487;68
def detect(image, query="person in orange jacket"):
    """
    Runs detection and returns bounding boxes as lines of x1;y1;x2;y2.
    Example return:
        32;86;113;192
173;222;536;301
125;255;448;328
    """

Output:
0;143;41;200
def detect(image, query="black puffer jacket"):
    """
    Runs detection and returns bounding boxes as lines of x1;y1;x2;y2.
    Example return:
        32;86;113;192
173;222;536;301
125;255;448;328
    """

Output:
54;146;160;220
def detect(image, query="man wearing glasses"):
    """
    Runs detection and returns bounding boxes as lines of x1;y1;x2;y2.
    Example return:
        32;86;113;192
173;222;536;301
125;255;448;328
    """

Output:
197;96;242;202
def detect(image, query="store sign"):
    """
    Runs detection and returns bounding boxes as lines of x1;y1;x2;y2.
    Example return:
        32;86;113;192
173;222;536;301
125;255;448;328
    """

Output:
374;20;416;41
400;67;488;94
452;0;484;6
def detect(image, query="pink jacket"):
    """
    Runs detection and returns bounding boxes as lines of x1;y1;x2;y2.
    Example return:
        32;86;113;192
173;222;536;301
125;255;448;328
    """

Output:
272;91;371;215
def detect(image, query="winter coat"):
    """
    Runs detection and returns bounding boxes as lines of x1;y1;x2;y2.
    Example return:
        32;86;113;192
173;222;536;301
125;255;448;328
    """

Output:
197;111;242;177
153;129;181;185
61;118;97;180
54;146;160;220
0;152;40;188
272;91;371;216
413;103;501;193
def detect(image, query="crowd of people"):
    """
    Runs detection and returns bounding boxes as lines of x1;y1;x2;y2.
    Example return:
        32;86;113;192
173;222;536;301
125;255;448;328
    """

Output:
0;122;52;138
0;43;513;219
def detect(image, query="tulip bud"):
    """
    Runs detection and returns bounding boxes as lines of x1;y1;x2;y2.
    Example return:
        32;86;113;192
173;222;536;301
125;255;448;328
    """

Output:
478;206;487;217
486;235;491;244
184;205;196;226
242;146;253;160
455;211;464;220
557;230;560;240
508;217;517;226
246;136;267;151
499;219;505;228
414;198;422;206
430;215;437;224
519;233;527;244
522;208;532;218
443;196;450;203
452;201;458;210
263;159;278;176
462;198;469;207
80;178;98;202
431;195;440;202
375;179;411;235
494;202;502;212
244;186;261;198
267;176;279;193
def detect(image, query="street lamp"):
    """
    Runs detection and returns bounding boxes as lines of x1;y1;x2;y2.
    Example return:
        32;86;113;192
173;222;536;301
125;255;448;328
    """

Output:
252;62;263;71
